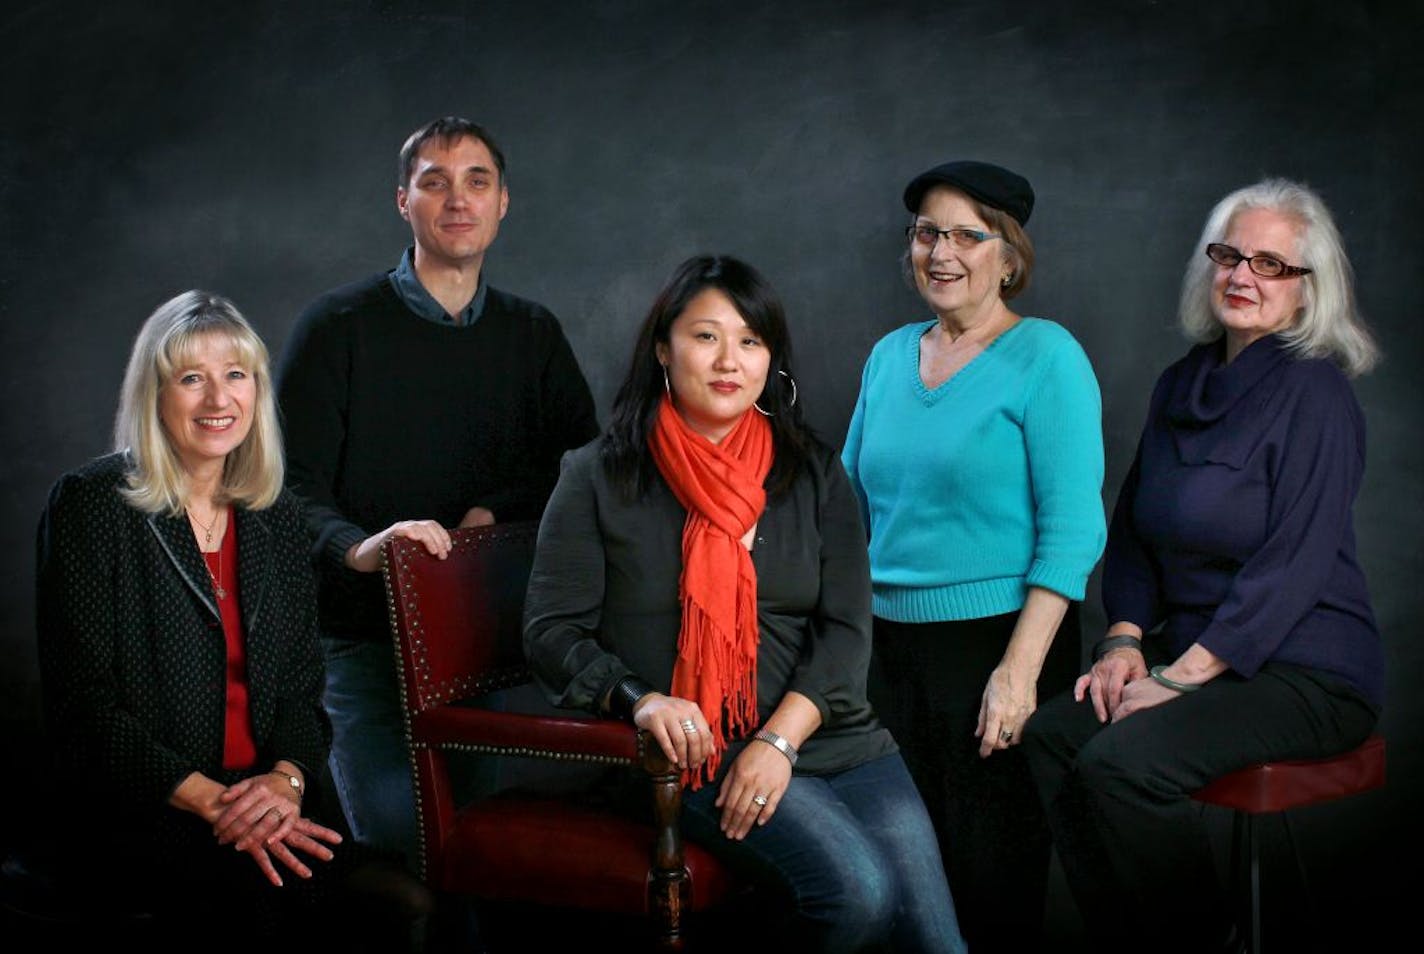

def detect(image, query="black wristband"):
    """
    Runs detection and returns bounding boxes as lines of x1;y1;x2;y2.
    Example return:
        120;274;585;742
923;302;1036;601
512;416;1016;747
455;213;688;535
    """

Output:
1092;634;1144;662
606;675;658;722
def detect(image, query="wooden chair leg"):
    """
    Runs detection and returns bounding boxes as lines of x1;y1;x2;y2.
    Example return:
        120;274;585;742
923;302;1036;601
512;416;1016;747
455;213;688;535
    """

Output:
644;744;689;952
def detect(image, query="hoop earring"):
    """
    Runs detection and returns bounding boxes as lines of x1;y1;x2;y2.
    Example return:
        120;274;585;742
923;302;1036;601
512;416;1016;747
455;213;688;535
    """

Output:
662;365;671;396
753;369;798;417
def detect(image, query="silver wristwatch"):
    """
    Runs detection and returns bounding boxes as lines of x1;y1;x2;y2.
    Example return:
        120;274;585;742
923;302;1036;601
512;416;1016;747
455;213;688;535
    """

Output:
753;728;799;767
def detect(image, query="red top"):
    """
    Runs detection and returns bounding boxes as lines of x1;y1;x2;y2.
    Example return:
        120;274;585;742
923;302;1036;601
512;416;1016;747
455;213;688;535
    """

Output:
204;511;256;770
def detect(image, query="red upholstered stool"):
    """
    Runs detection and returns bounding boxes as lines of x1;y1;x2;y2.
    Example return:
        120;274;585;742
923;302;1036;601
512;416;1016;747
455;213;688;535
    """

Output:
1193;735;1386;953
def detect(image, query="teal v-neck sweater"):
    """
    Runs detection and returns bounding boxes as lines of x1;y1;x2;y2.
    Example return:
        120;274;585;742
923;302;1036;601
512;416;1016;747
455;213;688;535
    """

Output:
842;318;1106;622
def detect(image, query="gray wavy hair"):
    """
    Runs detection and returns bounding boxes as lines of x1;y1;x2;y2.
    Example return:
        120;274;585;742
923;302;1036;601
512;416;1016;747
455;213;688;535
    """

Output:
1177;178;1379;376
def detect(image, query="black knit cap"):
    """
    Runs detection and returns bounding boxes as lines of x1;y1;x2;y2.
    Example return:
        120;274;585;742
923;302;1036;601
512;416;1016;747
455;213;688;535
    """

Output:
903;160;1035;226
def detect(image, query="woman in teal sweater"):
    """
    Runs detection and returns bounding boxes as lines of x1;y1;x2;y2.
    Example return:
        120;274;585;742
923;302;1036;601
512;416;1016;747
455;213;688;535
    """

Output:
841;160;1105;954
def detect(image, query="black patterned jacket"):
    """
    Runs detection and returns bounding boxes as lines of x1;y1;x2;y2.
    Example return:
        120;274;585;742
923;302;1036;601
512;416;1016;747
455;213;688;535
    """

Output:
35;452;329;853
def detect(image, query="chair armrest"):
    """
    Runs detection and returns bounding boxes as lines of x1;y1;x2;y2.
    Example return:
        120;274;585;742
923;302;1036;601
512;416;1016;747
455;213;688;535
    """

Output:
412;706;641;762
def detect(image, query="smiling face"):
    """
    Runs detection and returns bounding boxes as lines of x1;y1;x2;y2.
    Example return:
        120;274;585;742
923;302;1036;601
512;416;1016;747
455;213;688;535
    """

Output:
1211;207;1307;356
397;134;509;270
158;332;256;477
911;185;1012;326
654;288;771;444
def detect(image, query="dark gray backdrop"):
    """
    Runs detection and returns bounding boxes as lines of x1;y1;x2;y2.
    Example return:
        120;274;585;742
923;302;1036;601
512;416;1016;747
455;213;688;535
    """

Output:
3;0;1419;945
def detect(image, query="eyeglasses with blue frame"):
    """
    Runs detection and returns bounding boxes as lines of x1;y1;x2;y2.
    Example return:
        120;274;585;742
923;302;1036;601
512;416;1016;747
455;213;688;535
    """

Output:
906;224;1002;250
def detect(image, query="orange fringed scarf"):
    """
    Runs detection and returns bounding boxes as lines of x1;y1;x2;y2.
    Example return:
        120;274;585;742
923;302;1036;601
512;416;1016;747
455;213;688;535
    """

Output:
649;396;773;788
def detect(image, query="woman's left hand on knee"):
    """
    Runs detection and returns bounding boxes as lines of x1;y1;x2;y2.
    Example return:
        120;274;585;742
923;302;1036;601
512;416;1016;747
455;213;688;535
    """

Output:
714;744;793;840
1110;677;1179;722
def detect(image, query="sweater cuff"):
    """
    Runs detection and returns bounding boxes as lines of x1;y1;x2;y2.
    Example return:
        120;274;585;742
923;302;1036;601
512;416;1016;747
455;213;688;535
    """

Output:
1196;620;1263;679
323;524;368;568
1026;559;1089;602
1025;561;1087;606
1103;596;1160;635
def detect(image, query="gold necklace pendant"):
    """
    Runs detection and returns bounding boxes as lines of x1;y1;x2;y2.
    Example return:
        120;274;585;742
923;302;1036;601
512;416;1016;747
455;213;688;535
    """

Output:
202;550;227;600
190;504;228;600
186;506;220;549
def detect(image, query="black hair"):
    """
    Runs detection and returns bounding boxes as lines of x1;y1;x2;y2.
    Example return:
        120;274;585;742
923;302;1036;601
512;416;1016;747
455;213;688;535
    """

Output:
602;255;816;499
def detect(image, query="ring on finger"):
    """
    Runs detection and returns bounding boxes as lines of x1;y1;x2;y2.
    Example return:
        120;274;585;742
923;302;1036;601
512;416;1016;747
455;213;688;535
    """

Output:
752;793;769;807
680;718;698;735
999;728;1014;743
267;807;284;822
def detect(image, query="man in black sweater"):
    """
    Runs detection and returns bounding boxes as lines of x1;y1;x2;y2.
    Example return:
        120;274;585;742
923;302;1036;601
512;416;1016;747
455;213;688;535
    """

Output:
275;117;598;874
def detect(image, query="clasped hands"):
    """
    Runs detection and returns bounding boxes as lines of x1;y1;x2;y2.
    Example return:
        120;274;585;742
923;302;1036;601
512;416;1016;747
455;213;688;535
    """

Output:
1074;644;1177;722
633;693;792;841
210;772;342;887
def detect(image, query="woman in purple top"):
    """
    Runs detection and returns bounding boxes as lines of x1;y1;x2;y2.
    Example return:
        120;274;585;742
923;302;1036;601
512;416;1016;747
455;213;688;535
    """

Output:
1021;179;1383;954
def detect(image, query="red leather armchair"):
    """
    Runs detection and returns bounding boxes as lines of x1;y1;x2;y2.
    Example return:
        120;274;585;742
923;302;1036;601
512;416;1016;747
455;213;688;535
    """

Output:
381;522;734;950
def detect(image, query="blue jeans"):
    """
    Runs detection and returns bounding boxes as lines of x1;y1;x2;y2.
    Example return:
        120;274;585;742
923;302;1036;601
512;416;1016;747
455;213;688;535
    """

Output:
322;636;420;870
682;751;965;954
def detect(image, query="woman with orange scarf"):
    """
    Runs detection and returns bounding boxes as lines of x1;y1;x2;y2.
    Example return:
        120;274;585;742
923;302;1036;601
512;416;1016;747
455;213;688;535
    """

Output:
524;256;963;952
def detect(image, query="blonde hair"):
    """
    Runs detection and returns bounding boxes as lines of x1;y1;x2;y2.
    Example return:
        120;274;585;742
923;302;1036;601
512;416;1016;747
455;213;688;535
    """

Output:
1178;178;1380;376
114;290;284;514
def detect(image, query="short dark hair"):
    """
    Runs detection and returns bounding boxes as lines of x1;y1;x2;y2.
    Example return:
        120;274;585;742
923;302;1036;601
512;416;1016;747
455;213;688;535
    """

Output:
397;117;506;187
602;255;816;499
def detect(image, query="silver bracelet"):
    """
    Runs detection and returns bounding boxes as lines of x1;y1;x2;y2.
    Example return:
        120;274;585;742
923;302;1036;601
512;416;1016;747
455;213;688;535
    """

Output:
753;729;799;767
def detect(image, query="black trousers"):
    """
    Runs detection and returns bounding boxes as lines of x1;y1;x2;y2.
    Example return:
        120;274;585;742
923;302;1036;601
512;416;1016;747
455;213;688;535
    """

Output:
869;607;1080;954
49;770;425;954
1020;660;1377;953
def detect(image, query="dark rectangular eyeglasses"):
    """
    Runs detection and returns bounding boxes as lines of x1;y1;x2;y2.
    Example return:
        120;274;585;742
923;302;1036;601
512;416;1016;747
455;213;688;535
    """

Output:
1206;243;1312;278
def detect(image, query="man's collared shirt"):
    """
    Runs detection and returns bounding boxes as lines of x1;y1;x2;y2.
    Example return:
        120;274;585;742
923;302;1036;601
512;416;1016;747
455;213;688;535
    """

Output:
389;247;488;327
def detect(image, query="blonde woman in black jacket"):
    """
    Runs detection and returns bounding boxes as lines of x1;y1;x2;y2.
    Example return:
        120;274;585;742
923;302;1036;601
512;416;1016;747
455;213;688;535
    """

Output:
35;291;427;950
